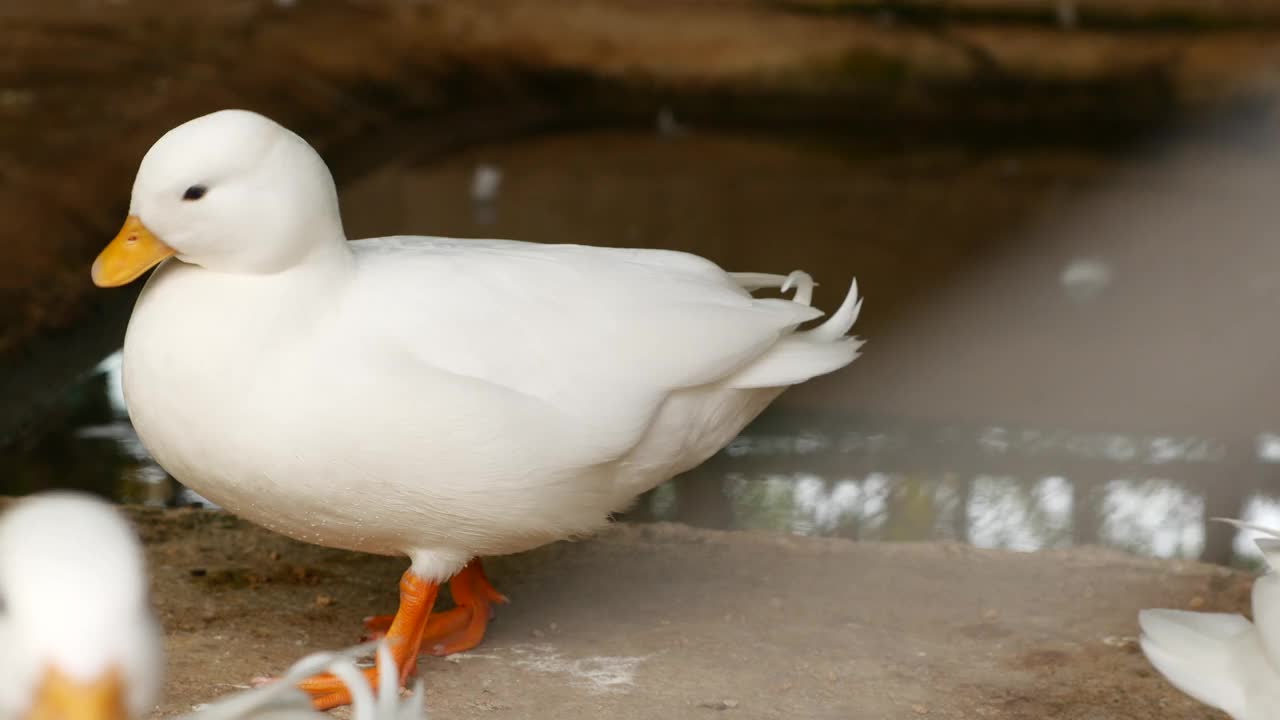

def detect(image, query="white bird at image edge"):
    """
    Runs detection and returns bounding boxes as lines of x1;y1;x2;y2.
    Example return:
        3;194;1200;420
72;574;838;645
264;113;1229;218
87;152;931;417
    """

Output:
1139;519;1280;720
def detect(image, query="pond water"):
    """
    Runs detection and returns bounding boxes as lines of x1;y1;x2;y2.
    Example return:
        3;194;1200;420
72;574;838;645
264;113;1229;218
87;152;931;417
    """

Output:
4;125;1279;566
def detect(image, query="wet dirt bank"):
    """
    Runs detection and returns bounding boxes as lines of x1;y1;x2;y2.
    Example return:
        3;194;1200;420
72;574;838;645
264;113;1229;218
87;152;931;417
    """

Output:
4;0;1280;365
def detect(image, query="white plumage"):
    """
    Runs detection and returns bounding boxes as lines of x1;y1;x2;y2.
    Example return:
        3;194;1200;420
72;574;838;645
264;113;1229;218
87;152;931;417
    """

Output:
91;109;863;704
0;493;162;720
1139;519;1280;720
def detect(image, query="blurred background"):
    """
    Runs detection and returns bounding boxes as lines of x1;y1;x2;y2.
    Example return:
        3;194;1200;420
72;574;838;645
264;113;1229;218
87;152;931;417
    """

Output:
4;0;1280;566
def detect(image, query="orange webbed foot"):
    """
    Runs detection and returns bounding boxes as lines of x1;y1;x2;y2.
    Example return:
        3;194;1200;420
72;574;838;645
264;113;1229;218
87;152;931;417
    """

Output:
424;558;507;656
362;606;469;643
295;559;508;709
298;570;439;709
363;560;506;656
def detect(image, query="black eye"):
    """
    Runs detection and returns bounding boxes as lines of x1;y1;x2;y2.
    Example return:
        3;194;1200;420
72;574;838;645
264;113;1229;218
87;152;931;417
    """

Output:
182;185;207;201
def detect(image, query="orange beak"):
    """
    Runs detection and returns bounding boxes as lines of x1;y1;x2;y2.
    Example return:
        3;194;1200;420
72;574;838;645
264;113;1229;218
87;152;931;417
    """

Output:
91;216;175;288
25;667;127;720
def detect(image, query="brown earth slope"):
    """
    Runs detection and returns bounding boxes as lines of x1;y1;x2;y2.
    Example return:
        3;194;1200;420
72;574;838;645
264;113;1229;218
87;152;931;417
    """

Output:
5;0;1280;358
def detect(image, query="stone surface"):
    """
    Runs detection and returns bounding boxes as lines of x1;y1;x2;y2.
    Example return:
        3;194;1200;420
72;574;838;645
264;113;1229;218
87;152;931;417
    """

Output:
100;505;1251;719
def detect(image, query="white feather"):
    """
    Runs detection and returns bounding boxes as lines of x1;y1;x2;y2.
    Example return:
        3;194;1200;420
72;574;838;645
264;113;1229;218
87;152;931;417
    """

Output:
183;641;426;720
730;270;816;307
1214;518;1280;670
1141;518;1280;719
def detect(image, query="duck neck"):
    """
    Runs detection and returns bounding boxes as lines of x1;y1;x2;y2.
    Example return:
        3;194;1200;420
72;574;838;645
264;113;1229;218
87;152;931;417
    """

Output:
299;230;355;279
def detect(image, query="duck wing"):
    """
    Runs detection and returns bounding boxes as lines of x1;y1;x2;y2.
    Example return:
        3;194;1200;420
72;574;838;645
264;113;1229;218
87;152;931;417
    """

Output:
342;237;857;463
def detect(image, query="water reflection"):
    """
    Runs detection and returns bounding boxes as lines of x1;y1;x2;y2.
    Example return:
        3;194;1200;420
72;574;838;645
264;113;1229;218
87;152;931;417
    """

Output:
643;427;1280;565
1098;479;1204;559
967;475;1071;552
5;349;1279;566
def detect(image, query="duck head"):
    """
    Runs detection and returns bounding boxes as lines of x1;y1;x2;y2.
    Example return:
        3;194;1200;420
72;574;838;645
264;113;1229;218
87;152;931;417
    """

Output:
92;109;346;286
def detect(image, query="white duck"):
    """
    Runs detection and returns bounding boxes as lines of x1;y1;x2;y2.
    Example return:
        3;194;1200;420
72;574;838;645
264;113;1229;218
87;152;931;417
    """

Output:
1139;519;1280;720
0;493;162;720
90;109;864;708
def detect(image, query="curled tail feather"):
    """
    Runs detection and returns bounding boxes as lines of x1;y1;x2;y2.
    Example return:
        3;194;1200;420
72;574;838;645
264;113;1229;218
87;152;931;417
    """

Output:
731;270;816;306
727;276;863;390
1213;518;1280;571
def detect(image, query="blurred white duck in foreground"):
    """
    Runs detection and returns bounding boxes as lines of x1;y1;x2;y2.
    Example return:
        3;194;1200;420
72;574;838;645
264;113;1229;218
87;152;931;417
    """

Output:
0;493;162;720
1139;519;1280;720
0;492;423;720
91;109;864;708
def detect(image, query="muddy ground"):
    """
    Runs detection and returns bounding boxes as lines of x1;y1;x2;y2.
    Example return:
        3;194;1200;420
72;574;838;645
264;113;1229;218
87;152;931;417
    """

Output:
108;506;1247;719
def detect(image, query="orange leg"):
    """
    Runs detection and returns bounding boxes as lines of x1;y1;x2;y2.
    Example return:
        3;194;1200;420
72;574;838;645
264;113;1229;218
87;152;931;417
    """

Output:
298;570;439;710
361;606;469;642
426;558;507;656
362;559;507;656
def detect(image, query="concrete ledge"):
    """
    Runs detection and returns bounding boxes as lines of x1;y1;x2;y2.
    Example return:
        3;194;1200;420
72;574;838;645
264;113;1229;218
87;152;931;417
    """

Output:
95;504;1252;718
